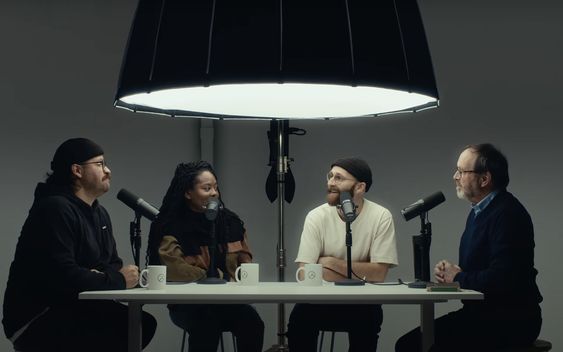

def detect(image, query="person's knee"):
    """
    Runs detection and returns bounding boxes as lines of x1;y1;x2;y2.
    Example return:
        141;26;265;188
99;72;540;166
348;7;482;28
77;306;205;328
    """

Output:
395;329;420;352
243;314;264;335
142;312;158;347
288;304;307;327
256;316;265;332
394;336;407;352
235;305;264;334
169;308;195;331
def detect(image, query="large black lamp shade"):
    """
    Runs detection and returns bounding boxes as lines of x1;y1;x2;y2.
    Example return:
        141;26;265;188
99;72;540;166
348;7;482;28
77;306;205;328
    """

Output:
115;0;439;119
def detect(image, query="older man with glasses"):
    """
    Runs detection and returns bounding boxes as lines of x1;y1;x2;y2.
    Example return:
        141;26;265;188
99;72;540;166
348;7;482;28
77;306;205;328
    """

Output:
395;143;543;352
287;157;398;352
3;138;157;352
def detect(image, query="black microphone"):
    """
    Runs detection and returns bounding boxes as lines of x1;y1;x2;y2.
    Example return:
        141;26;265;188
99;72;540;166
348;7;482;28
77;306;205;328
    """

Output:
205;197;221;221
117;189;159;221
401;191;446;221
339;192;357;222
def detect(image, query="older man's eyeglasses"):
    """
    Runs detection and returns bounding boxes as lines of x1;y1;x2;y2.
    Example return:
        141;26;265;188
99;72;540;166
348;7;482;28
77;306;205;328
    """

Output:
326;172;355;184
79;160;108;169
453;167;477;177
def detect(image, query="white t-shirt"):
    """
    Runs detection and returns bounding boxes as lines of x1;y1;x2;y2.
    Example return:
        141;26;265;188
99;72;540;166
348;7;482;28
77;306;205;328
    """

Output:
295;199;398;267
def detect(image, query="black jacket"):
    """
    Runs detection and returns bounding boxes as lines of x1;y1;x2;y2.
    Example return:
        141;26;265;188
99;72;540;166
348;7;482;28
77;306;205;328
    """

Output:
2;183;126;339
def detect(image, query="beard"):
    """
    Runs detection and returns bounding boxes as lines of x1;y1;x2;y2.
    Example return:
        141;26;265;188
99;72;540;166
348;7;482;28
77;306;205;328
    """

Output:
456;182;479;202
455;186;466;200
82;174;110;198
326;185;355;206
100;174;111;191
326;190;340;206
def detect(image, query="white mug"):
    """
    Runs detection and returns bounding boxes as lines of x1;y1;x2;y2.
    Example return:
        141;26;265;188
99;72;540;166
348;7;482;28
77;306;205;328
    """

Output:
235;263;259;285
296;263;323;286
139;265;167;290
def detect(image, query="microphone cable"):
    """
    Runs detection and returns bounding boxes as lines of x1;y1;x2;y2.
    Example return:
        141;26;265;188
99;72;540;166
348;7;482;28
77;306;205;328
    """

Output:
322;266;406;285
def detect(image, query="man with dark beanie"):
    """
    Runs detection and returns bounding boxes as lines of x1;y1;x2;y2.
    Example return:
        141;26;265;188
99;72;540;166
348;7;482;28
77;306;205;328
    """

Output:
395;144;543;351
3;138;157;352
288;157;398;351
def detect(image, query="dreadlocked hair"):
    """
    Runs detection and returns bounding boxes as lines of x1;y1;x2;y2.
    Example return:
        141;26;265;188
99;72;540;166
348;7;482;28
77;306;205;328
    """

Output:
146;161;224;266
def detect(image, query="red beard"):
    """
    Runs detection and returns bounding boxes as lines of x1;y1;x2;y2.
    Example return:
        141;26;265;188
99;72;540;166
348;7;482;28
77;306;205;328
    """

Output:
326;187;354;206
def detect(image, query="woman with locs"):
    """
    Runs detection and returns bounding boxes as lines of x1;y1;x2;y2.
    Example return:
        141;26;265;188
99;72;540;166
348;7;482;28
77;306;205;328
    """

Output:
147;161;264;352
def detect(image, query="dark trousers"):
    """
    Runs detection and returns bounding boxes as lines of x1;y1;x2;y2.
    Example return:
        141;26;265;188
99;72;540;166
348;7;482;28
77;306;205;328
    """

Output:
169;304;264;352
395;304;542;352
13;300;157;352
287;304;383;352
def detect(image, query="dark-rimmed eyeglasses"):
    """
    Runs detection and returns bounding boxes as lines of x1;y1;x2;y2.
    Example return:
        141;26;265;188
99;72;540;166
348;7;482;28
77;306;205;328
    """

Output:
326;172;355;184
453;167;478;177
79;160;108;169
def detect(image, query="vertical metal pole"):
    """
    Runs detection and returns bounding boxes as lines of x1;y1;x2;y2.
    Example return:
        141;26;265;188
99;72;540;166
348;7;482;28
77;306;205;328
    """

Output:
265;120;289;352
345;221;352;279
276;119;289;349
128;302;143;352
420;302;435;352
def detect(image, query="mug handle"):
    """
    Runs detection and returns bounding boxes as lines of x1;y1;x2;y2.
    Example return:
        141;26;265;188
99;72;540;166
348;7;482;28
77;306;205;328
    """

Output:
139;269;149;288
295;267;305;283
235;266;242;282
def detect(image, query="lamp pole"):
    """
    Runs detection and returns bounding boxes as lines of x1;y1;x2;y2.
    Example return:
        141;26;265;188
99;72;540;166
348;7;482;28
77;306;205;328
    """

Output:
266;119;290;352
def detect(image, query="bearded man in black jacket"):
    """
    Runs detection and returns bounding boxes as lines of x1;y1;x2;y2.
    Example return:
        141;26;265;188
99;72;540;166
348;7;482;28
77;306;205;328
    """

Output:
3;138;156;352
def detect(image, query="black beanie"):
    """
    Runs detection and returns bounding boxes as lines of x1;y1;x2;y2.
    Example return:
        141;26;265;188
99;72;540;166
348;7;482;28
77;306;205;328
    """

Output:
331;157;373;192
50;138;104;174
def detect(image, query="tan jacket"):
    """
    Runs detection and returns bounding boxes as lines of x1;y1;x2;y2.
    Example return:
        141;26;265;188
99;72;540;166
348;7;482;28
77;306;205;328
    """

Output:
159;233;253;282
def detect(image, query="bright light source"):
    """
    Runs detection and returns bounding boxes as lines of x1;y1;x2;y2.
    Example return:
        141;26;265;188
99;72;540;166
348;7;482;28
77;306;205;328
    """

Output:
120;83;436;119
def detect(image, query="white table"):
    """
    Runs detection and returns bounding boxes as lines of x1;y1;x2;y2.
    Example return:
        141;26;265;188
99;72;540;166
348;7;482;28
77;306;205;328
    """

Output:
80;282;482;352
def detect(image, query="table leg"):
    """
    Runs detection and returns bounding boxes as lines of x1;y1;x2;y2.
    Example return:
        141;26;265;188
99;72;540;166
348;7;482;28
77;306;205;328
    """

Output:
128;302;142;352
420;302;435;352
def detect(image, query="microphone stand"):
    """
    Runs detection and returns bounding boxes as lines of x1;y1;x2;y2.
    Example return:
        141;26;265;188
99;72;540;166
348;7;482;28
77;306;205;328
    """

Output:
409;212;432;288
130;212;142;268
264;120;305;352
265;120;290;352
198;217;227;285
335;216;365;286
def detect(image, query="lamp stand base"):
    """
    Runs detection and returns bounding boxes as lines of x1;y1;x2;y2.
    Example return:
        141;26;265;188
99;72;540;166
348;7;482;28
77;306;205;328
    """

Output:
264;344;289;352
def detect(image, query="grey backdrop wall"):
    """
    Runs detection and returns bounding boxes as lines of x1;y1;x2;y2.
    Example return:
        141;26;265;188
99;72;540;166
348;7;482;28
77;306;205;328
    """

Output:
1;1;561;352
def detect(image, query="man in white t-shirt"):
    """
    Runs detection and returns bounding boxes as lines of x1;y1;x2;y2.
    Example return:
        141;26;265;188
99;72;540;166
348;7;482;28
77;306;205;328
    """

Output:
287;157;398;352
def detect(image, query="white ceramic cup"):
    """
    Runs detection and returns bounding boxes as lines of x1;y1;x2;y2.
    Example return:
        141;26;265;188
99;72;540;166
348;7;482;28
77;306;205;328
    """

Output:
139;265;167;290
295;263;323;286
235;263;259;285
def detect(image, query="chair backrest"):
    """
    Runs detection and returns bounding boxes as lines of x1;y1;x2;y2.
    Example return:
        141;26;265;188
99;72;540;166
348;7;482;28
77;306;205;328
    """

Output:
318;331;337;352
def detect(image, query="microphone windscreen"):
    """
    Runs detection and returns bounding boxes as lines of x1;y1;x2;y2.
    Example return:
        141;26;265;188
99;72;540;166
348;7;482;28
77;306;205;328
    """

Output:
205;197;220;221
117;188;137;208
339;191;352;203
423;191;446;210
339;192;356;222
401;191;445;221
117;188;159;221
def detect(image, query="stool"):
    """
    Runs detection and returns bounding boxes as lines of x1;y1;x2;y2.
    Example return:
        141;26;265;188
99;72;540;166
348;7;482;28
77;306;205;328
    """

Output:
180;330;237;352
318;331;337;352
497;339;552;352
